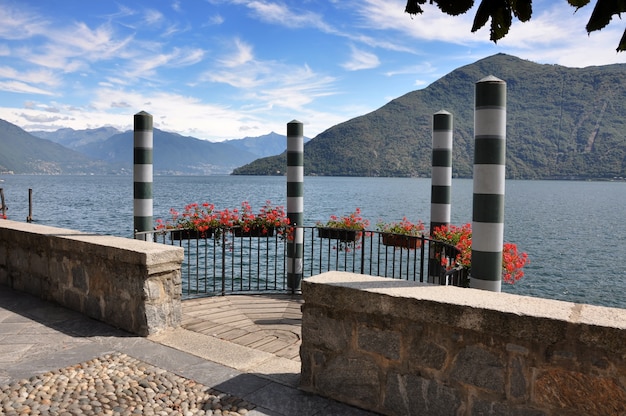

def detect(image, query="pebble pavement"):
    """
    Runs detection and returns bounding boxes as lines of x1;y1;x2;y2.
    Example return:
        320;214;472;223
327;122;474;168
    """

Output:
1;353;255;416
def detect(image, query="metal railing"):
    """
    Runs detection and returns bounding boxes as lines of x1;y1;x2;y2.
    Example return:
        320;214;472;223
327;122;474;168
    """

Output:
135;226;465;298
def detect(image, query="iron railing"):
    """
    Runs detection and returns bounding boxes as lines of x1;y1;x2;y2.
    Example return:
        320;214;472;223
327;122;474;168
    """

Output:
135;226;465;298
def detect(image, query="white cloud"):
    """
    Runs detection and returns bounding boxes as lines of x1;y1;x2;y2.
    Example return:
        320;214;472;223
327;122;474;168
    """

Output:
0;80;54;95
219;38;254;68
341;46;380;71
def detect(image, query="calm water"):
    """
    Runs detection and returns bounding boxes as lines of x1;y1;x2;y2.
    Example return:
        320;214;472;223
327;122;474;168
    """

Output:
1;175;625;309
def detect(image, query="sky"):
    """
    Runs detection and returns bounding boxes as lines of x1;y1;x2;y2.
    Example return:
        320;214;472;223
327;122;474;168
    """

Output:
0;0;624;142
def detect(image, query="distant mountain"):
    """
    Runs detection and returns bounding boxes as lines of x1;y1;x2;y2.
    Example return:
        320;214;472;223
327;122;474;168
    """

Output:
233;53;626;180
31;127;121;151
28;127;294;174
0;120;112;174
74;129;260;175
225;131;310;158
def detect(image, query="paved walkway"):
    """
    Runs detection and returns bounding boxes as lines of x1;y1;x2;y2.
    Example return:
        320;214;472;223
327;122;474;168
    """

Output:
0;287;375;415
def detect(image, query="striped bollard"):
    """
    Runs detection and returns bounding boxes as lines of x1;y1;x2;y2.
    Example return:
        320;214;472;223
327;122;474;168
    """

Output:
429;110;453;283
471;76;506;292
134;111;153;240
286;120;304;292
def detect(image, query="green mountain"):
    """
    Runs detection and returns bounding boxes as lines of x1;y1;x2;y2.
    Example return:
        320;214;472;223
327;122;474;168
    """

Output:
0;120;112;174
233;54;626;179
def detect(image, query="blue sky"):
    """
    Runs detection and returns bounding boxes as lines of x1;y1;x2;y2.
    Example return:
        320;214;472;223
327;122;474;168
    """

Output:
0;0;624;141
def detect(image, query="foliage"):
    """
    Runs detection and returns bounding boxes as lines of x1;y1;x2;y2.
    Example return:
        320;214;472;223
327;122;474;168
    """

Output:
404;0;626;52
432;223;529;284
376;217;425;236
317;208;370;230
234;54;626;180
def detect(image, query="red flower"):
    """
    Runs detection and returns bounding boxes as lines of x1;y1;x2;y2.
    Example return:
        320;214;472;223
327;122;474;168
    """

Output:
432;223;529;284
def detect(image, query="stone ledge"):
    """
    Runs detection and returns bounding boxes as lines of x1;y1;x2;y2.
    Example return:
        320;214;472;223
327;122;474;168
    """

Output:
301;271;626;415
0;220;184;336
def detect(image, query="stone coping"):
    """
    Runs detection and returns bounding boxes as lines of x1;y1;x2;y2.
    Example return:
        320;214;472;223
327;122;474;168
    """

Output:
303;271;626;353
0;219;183;265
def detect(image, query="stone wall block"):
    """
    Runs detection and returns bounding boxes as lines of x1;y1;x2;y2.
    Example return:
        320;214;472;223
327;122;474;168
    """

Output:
471;399;547;416
383;372;462;416
314;354;382;410
508;355;528;400
301;304;351;352
357;325;400;361
449;345;506;394
407;340;448;372
534;368;626;414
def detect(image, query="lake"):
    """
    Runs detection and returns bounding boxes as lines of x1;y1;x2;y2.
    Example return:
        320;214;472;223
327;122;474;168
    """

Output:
1;174;625;309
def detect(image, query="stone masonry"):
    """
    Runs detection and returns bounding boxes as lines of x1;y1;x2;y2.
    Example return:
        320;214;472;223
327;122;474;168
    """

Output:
0;220;183;336
300;271;626;415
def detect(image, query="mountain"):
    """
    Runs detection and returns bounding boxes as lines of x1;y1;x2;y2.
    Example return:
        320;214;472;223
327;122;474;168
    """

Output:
69;129;259;175
31;126;121;150
0;120;112;174
225;131;311;158
233;54;626;180
29;127;294;174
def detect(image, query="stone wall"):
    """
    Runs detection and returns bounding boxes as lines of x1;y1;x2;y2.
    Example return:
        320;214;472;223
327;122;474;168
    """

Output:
300;271;626;415
0;220;184;336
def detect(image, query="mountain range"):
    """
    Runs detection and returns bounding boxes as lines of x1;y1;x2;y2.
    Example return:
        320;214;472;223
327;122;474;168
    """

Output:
234;53;626;180
1;124;300;175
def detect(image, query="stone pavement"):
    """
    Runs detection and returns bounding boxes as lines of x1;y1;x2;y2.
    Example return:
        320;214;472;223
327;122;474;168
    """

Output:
0;287;376;415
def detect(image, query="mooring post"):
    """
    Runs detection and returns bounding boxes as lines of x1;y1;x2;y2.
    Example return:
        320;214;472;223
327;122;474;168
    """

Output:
429;110;453;284
134;111;154;240
27;188;33;222
286;120;304;292
471;76;506;292
0;188;6;219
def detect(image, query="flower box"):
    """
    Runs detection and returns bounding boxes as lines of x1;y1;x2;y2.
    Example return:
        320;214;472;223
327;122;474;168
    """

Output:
318;227;361;242
381;234;422;249
234;226;275;237
170;228;213;240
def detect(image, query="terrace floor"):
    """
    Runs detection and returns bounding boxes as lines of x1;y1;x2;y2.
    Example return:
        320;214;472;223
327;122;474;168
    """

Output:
181;294;304;363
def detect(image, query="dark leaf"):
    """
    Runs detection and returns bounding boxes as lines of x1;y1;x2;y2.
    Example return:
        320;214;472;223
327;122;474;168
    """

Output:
471;0;513;42
489;3;513;41
405;0;427;15
511;0;532;21
434;0;475;16
618;28;626;51
471;0;493;32
586;0;626;32
566;0;591;7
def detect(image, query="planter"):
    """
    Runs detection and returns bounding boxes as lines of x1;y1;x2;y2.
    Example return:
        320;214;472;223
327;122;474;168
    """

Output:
381;234;422;249
318;227;361;242
234;226;275;237
170;228;213;240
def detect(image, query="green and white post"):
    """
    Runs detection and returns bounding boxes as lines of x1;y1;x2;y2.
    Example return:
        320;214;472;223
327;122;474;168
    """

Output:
133;111;153;240
286;120;304;292
471;76;506;292
429;110;453;283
